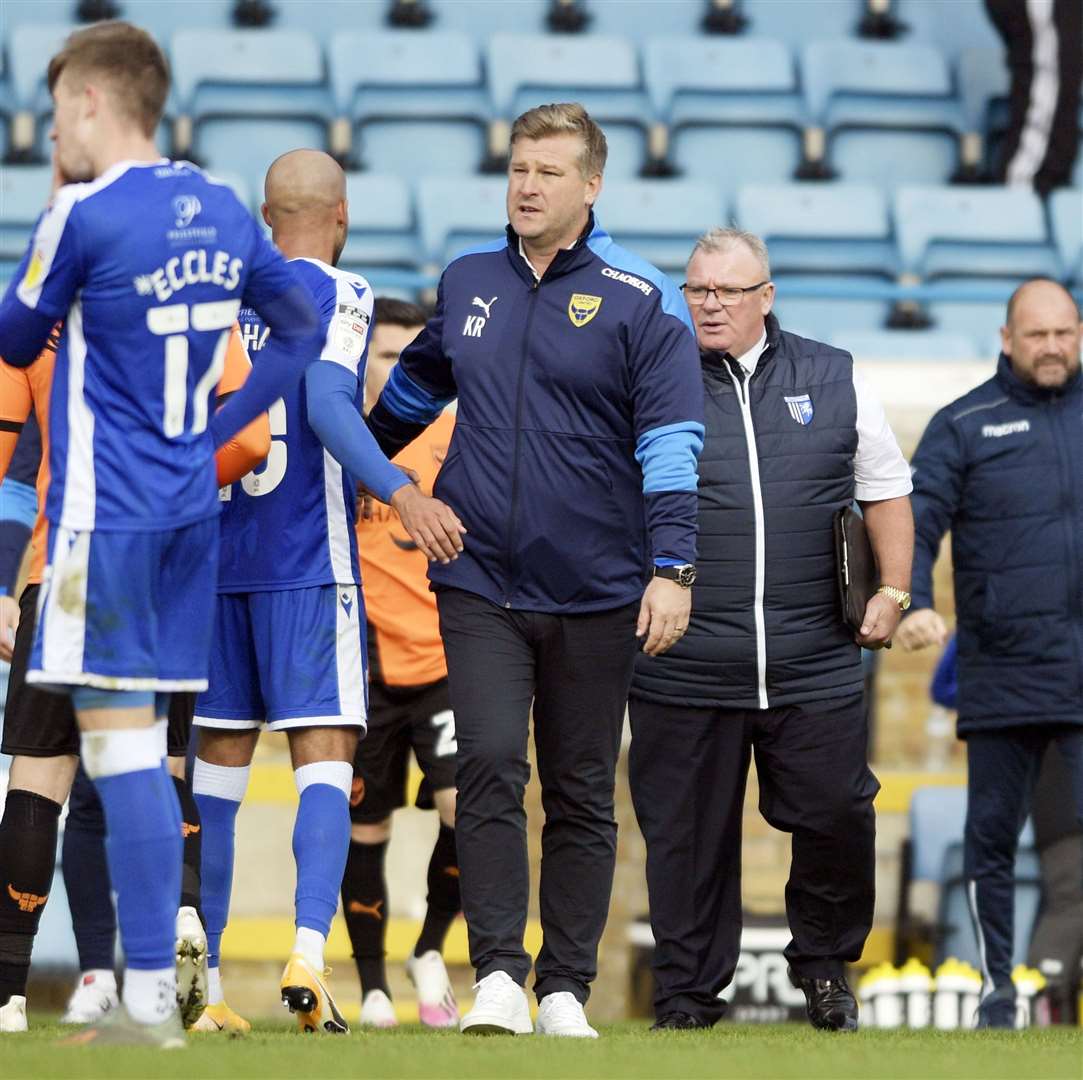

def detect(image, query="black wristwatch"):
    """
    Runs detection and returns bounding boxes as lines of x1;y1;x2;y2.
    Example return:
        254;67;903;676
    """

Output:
654;564;697;588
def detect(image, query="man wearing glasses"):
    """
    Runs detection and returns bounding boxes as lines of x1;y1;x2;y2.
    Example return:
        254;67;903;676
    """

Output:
628;227;913;1032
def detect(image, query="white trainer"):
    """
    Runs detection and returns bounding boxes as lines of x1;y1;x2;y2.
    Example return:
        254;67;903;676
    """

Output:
460;971;533;1035
359;989;398;1028
0;995;28;1033
61;971;119;1024
535;992;598;1038
406;950;459;1028
174;906;208;1029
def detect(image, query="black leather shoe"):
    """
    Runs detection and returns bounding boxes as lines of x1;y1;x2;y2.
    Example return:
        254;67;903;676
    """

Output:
788;969;859;1031
975;986;1017;1029
651;1011;709;1030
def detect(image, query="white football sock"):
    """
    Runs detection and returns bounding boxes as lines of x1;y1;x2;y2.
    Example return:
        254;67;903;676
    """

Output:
207;966;224;1007
123;966;176;1025
294;926;326;972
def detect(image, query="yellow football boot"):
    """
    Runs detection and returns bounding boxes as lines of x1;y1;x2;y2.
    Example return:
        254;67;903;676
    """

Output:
190;1002;251;1034
279;953;348;1034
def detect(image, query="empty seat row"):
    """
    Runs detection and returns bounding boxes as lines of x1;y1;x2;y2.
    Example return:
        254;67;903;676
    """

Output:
4;164;1076;292
0;0;1006;54
1;24;1030;186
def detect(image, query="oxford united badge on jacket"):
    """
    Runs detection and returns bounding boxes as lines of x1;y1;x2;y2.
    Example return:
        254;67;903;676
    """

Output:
784;393;814;425
568;293;602;327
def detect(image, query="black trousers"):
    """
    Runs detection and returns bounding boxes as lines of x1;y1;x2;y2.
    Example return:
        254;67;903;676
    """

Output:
964;726;1083;993
985;0;1082;193
628;693;878;1024
436;587;639;1004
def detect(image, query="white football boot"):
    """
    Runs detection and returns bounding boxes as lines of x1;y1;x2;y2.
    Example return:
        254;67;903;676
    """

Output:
535;992;599;1038
174;906;208;1029
460;970;532;1035
0;995;27;1033
61;971;119;1024
406;950;458;1028
359;989;398;1028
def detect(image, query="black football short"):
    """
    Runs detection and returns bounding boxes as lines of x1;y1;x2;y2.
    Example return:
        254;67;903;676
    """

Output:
2;584;194;758
350;677;456;823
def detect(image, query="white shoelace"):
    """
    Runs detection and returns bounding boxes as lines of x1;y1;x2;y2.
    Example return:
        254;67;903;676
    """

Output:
473;973;521;1010
542;992;587;1029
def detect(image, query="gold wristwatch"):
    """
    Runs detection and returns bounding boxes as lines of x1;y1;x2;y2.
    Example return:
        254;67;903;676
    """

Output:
877;585;912;611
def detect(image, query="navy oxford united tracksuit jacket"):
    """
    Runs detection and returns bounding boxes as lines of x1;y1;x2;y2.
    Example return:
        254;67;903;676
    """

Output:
367;215;705;613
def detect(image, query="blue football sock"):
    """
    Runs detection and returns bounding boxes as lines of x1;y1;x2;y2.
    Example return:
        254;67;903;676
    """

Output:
293;770;351;939
193;791;242;970
90;764;182;971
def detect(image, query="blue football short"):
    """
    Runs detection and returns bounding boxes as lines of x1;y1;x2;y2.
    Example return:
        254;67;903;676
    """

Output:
193;584;367;731
28;518;219;692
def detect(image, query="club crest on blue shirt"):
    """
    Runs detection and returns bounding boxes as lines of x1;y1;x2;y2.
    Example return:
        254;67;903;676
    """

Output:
568;293;602;327
784;393;814;425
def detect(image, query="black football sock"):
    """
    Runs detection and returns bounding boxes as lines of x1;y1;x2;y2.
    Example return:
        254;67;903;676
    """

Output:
341;839;390;997
414;824;460;958
0;790;62;1004
172;775;204;922
63;767;116;973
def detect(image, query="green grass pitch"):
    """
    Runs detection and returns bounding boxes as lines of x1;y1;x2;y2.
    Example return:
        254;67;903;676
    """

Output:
3;1022;1081;1080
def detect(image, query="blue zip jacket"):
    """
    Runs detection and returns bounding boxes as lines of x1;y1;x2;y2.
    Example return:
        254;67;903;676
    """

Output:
910;354;1083;733
367;214;704;613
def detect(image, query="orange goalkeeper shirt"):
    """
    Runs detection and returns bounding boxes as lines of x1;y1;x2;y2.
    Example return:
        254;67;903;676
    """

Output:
357;410;455;687
0;325;267;586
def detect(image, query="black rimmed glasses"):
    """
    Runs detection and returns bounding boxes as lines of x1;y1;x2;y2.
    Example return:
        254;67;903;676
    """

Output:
680;281;769;306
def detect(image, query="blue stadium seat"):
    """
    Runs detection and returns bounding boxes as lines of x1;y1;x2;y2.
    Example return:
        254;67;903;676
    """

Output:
6;23;75;159
801;39;965;186
1049;188;1083;284
205;170;253;213
171;28;331;189
486;33;649;176
416;176;508;265
909;786;968;882
0;164;52;260
328;30;488;176
123;0;235;36
0;0;70;31
671;127;804;201
741;0;861;47
958;48;1009;138
588;0;707;41
894;185;1058;279
339;173;419;270
735;182;896;277
895;0;1003;61
772;278;891;341
899;785;1040;975
938;842;1041;973
427;0;551;34
644;35;804;183
645;37;803;128
834;329;983;361
595;179;723;273
266;0;389;43
928;289;1016;344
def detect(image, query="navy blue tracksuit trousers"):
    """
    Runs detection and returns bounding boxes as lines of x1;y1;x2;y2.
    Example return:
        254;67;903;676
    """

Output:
966;726;1083;993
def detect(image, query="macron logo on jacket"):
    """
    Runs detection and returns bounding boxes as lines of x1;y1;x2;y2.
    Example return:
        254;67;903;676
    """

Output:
981;419;1030;438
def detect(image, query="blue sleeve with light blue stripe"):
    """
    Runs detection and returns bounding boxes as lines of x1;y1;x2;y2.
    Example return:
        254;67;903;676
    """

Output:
635;421;705;494
381;364;455;427
0;478;36;528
